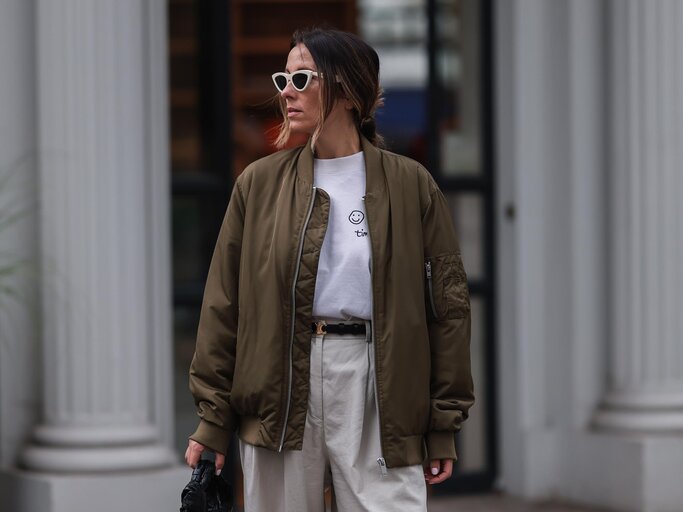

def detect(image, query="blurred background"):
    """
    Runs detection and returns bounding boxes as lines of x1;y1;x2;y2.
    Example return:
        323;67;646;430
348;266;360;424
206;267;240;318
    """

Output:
1;1;682;511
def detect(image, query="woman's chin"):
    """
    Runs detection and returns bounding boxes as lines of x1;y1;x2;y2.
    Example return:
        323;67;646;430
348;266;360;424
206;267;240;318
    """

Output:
288;122;314;136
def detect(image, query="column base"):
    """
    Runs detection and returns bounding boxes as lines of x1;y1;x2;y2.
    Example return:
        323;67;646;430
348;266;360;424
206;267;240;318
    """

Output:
21;442;176;473
19;423;177;472
593;391;683;432
0;465;190;512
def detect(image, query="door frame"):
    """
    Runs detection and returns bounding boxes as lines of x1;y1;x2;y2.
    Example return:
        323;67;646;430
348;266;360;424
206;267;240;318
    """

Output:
426;0;497;494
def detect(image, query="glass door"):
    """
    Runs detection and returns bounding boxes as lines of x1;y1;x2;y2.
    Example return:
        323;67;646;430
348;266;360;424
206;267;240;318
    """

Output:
358;0;496;492
429;0;496;492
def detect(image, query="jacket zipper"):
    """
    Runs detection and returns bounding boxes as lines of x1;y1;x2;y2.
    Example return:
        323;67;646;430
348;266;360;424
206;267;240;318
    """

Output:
278;186;317;452
425;259;438;319
371;301;387;477
364;195;388;477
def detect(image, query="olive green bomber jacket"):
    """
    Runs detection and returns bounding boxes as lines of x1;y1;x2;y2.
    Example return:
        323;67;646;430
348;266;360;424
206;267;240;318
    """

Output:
189;135;474;468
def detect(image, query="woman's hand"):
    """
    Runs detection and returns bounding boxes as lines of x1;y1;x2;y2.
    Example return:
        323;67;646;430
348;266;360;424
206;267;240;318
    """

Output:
424;458;453;484
185;439;225;476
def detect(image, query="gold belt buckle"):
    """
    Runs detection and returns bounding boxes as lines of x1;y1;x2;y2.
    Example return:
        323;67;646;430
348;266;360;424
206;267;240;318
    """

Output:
315;320;327;335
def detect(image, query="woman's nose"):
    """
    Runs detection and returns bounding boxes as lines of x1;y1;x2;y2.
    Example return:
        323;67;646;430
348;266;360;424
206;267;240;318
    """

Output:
280;81;296;99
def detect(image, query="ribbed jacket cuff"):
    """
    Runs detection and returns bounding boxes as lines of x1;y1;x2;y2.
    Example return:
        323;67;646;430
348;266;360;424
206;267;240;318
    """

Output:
189;419;231;455
426;431;457;461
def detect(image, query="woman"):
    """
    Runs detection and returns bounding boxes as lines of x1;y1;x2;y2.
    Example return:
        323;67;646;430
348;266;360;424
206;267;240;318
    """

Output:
185;27;474;512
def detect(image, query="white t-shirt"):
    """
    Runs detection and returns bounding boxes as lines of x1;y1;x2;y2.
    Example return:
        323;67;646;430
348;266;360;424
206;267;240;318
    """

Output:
312;151;372;320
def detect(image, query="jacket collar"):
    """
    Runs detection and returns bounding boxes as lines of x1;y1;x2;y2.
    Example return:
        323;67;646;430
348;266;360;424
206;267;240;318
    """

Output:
295;133;386;197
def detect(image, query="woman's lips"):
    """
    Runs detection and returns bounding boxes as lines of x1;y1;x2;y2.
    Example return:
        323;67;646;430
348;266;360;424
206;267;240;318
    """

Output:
287;108;302;118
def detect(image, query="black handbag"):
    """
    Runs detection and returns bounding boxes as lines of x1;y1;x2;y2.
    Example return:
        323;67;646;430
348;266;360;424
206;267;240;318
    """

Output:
179;459;234;512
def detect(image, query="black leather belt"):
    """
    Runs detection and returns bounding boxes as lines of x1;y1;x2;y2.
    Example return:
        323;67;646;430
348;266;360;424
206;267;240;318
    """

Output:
311;320;367;336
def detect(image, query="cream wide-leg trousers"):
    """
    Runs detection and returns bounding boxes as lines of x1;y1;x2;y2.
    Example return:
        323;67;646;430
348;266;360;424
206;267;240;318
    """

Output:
239;328;427;512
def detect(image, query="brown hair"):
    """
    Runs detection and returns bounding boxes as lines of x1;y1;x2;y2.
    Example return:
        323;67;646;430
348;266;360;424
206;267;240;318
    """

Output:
274;27;385;149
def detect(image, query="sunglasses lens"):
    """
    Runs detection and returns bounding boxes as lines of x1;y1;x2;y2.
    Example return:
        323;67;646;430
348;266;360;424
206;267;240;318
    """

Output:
291;72;309;90
274;75;288;91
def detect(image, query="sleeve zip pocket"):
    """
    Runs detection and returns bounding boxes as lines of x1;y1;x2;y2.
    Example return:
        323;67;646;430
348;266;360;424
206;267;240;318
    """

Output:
424;253;470;321
425;259;439;319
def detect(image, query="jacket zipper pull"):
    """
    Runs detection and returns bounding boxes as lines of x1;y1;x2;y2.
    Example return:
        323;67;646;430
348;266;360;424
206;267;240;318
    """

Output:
377;457;388;478
425;260;432;279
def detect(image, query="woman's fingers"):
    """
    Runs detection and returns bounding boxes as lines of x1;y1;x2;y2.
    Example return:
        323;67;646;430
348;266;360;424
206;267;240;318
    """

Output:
185;439;205;468
423;459;440;481
215;451;226;476
185;439;226;476
424;458;454;484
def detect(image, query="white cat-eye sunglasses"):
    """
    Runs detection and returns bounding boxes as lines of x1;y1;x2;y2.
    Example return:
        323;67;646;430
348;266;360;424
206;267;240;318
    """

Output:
271;70;319;92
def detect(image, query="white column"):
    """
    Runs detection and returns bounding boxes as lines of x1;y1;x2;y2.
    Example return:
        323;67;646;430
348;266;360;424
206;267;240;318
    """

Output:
594;0;683;432
21;0;175;472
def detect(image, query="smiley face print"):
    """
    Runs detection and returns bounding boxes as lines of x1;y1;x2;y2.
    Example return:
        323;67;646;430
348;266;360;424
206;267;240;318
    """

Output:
348;210;365;225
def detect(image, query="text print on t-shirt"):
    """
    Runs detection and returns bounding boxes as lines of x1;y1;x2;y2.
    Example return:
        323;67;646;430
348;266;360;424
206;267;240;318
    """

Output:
348;210;368;237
